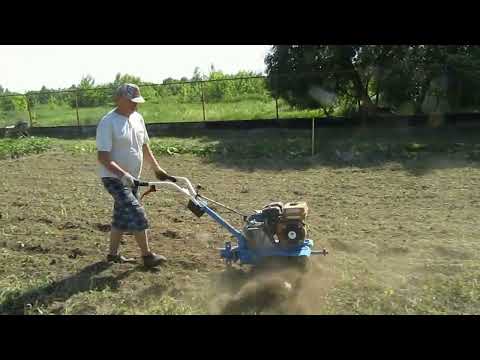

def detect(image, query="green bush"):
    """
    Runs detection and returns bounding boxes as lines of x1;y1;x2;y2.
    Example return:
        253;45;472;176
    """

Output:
0;137;52;159
0;95;27;112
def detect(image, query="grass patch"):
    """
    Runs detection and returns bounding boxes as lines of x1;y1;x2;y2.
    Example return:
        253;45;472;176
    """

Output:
323;266;480;315
4;97;334;128
0;137;53;159
4;128;480;163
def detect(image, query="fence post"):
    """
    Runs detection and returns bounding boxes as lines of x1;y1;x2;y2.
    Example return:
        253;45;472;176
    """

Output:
201;82;206;121
25;95;33;128
275;97;279;121
75;91;80;128
311;117;315;156
272;75;279;121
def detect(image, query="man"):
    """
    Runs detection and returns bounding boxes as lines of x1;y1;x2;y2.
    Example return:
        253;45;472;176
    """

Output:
96;83;176;268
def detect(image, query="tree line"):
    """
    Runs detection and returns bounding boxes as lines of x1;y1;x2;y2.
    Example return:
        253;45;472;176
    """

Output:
265;45;480;116
0;66;268;113
3;46;480;117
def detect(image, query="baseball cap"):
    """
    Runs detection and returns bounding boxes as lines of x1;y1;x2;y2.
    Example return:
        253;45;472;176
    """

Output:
115;83;145;103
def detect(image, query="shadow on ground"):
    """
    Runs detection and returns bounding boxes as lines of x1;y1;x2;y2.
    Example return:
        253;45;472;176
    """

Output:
181;127;480;176
0;261;142;314
36;125;480;176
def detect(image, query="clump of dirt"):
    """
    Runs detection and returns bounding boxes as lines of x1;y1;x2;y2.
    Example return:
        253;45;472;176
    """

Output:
94;223;111;232
38;217;54;225
162;230;180;239
24;244;50;254
68;248;85;259
14;242;50;254
58;221;80;230
12;201;27;207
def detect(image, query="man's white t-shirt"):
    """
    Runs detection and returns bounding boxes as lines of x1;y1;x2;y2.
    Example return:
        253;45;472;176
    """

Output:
96;109;150;179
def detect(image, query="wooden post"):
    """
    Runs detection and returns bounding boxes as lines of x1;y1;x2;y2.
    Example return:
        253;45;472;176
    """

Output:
75;91;80;127
311;117;315;156
275;97;279;120
201;82;206;121
25;95;33;128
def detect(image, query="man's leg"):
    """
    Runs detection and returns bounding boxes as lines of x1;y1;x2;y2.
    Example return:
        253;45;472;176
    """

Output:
107;227;135;263
134;230;167;267
106;181;165;267
102;178;136;263
133;229;151;257
109;227;123;256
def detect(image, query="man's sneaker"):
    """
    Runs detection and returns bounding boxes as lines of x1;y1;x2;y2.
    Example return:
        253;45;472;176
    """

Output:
107;254;136;264
142;253;167;268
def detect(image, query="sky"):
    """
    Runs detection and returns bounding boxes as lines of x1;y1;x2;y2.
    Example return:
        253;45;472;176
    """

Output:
0;45;272;93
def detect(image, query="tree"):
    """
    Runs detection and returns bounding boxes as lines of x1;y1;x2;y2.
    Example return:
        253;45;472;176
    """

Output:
191;67;204;82
379;46;480;113
36;85;52;104
265;45;480;116
444;47;480;112
0;93;27;113
265;45;389;114
72;75;101;108
112;73;142;87
162;77;182;97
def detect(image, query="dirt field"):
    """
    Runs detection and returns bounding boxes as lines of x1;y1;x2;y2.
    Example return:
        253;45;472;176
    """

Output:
2;141;480;314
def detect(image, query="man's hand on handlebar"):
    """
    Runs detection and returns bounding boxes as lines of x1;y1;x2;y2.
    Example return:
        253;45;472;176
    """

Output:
121;173;137;187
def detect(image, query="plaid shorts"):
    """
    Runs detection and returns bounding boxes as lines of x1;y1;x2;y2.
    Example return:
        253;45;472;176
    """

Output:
101;177;150;232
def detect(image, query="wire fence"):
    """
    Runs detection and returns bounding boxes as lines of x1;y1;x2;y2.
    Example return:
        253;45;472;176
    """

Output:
1;71;480;129
0;75;327;129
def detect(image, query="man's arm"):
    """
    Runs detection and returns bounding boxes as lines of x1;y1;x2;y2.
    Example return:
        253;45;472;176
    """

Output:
143;144;175;181
98;151;129;178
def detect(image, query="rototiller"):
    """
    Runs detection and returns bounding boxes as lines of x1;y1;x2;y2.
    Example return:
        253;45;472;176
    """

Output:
134;177;328;269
